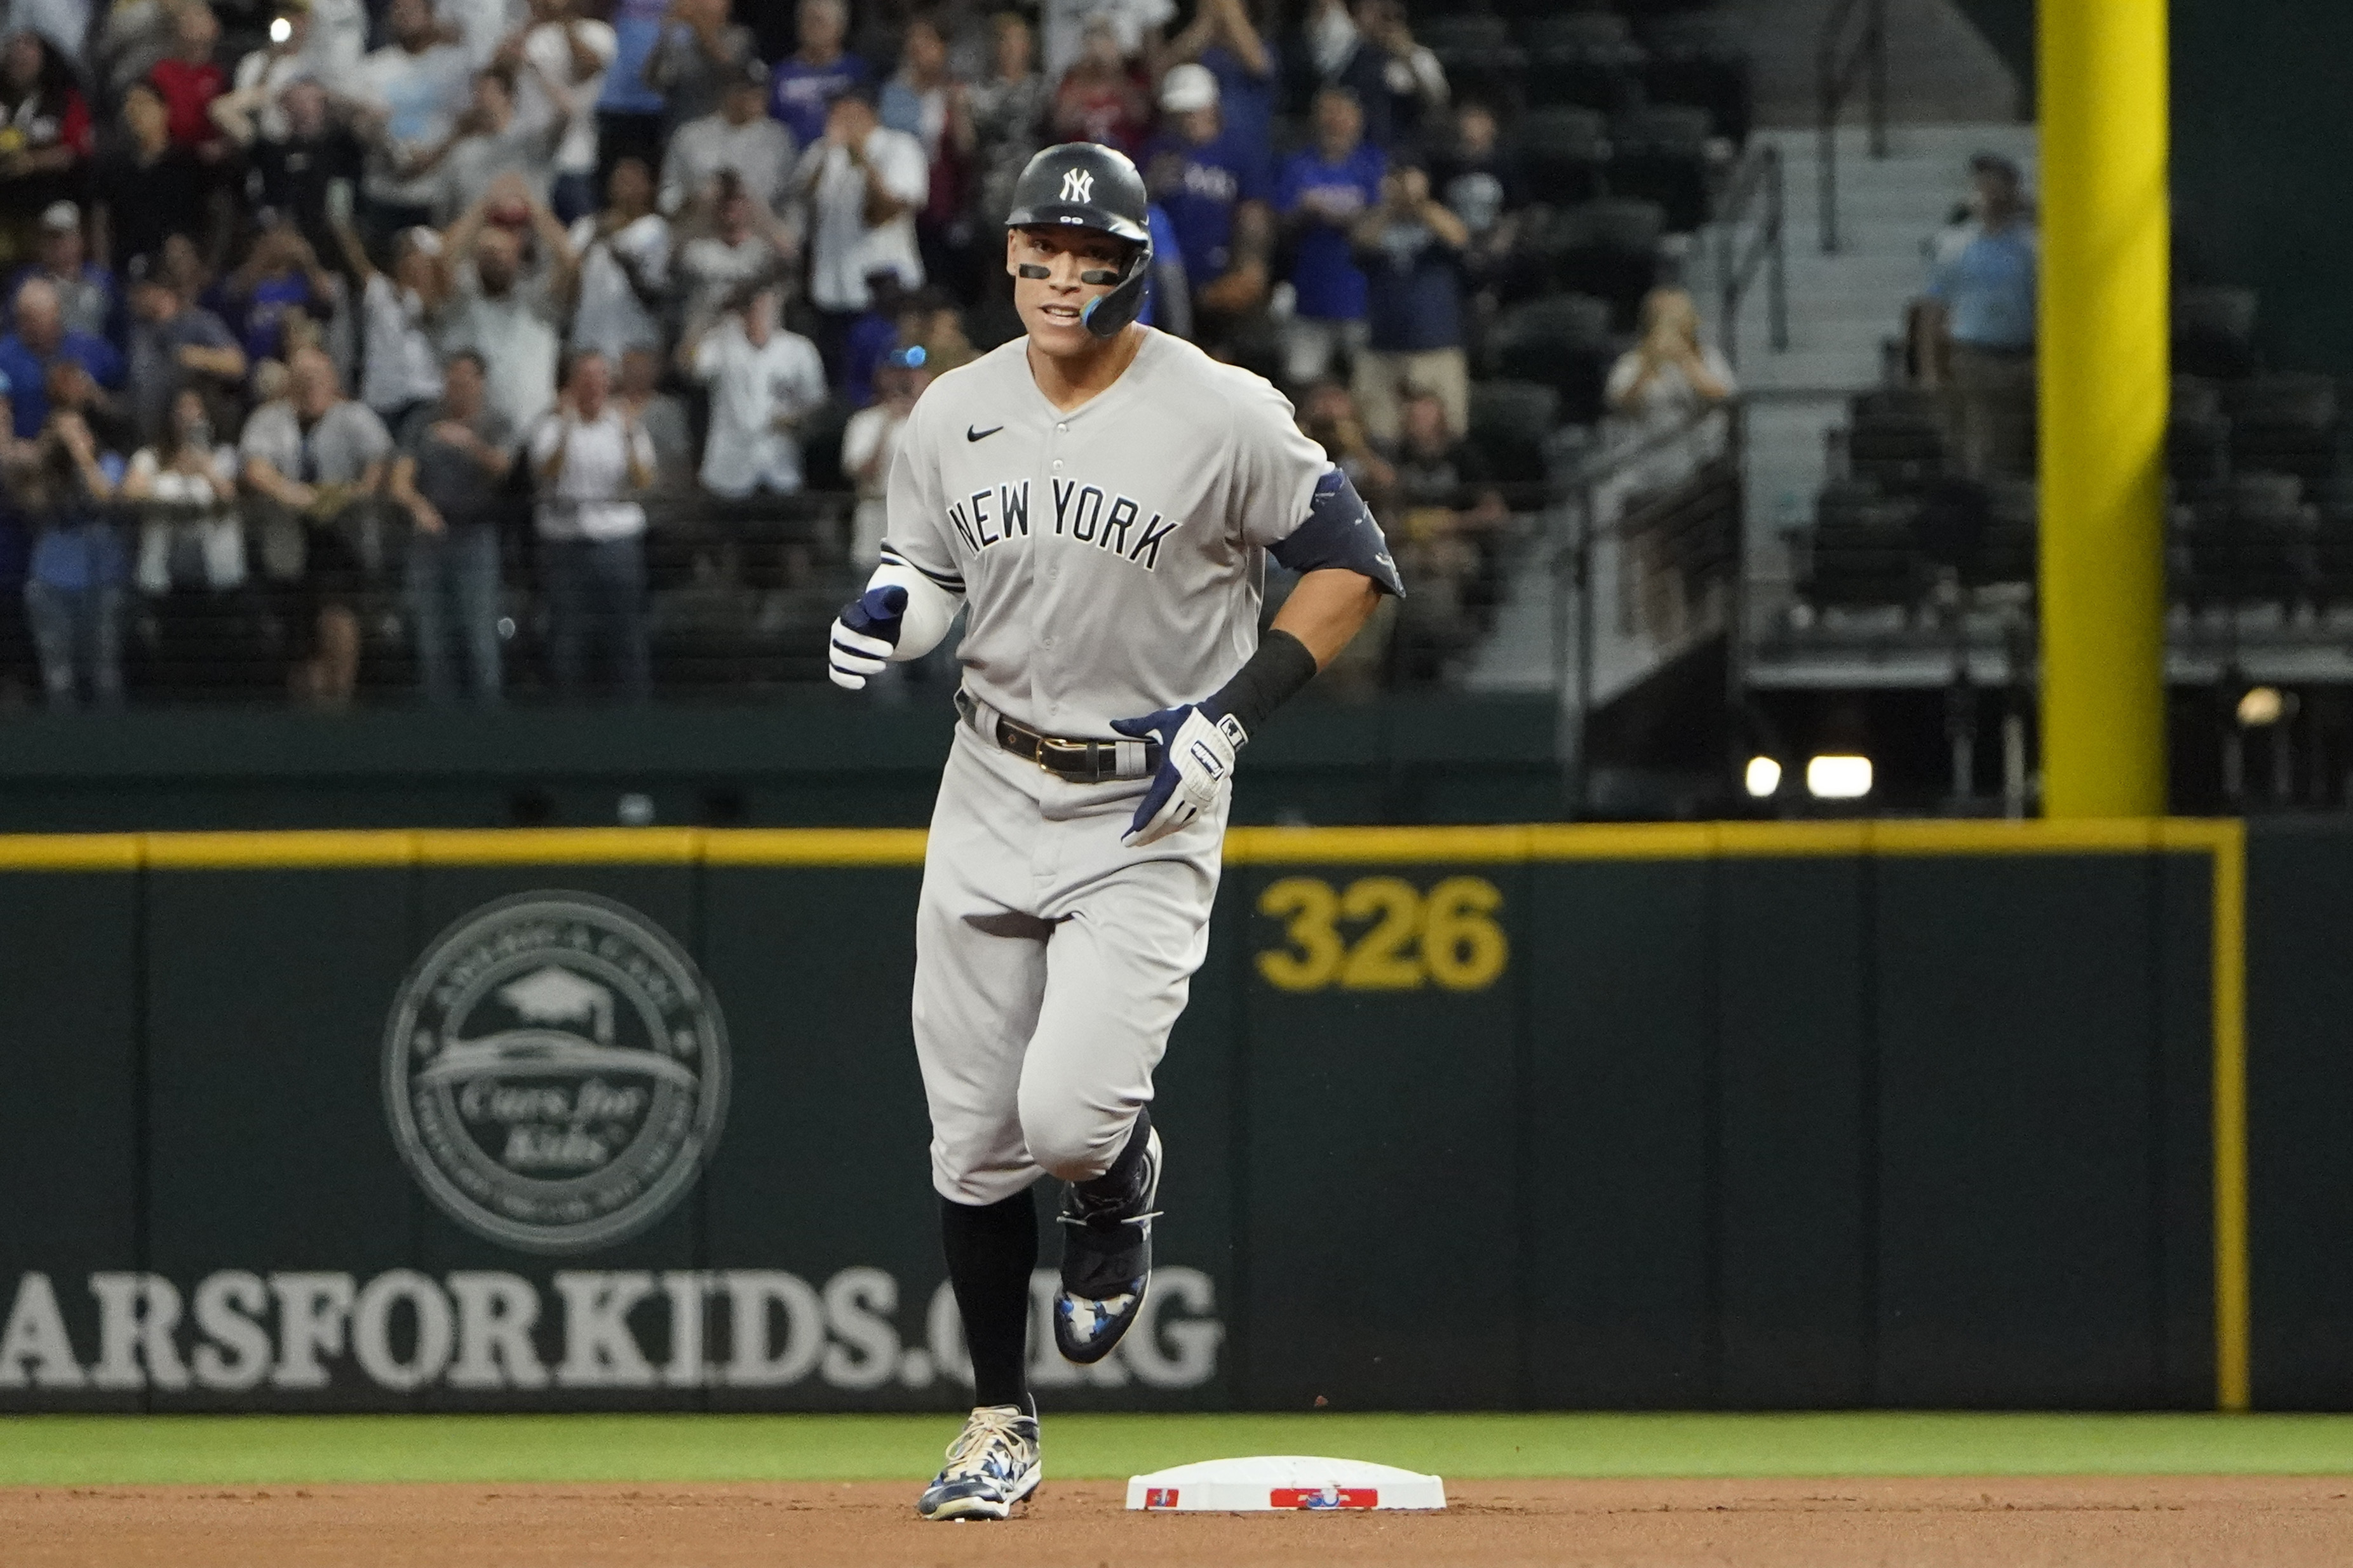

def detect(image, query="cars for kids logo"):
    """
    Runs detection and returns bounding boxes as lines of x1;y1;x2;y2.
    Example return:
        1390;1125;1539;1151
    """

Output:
383;892;729;1254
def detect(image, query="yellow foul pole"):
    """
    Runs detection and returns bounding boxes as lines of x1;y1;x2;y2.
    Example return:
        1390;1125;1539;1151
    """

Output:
2037;0;2169;817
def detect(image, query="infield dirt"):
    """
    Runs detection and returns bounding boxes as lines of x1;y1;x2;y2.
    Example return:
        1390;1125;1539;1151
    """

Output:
8;1475;2352;1566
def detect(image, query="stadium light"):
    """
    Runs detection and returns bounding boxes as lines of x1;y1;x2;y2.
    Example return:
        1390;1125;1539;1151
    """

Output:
2236;687;2289;728
1743;756;1783;799
1805;754;1873;800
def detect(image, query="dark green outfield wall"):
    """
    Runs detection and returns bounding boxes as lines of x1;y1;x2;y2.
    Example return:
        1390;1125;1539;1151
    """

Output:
0;826;2269;1413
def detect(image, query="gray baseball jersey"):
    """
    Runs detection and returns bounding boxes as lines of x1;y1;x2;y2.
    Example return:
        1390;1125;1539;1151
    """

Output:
881;329;1332;739
889;328;1333;1212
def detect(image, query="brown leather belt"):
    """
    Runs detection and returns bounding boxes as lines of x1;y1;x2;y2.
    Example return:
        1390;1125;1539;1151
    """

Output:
956;688;1161;784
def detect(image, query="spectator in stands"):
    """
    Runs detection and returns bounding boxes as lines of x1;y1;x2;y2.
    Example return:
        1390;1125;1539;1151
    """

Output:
1294;0;1392;149
389;346;510;704
1166;0;1275;156
125;267;245;444
675;167;792;341
1041;0;1173;83
794;87;926;366
411;67;559;223
1354;0;1444;152
147;3;228;161
954;11;1049;244
661;57;790;215
616;342;691;490
598;0;673;173
248;78;366;252
643;0;755;136
1430;99;1518;289
2;277;125;439
46;354;138;459
327;212;447;430
1052;17;1150;155
839;264;908;406
506;0;617;222
569;155;670;363
11;204;118;344
212;2;314;147
238;344;389;706
346;0;473;242
686;279;826;500
438;171;576;430
767;0;866;149
882;16;953;156
125;385;246;598
94;83;208;273
1278;86;1381;388
1389;382;1501;618
530;347;655;701
1145;63;1270;349
1605;286;1734;495
840;342;926;567
13;409;127;708
1915;152;2035;480
212;220;337;368
0;30;94;264
1298;377;1391;497
303;0;370;95
1349;156;1467;446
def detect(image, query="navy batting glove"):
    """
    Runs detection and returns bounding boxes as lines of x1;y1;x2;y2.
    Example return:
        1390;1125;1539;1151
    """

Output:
828;585;907;690
1111;703;1246;847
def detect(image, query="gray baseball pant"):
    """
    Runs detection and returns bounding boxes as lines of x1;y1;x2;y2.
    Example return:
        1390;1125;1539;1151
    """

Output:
914;721;1225;1206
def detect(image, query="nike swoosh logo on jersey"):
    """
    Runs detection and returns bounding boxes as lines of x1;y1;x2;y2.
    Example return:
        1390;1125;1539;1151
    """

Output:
967;424;1004;442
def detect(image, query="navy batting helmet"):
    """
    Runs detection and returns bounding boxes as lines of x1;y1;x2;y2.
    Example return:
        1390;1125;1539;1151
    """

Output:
1004;142;1153;338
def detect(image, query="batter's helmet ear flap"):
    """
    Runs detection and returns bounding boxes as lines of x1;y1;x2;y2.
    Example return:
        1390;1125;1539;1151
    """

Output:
1080;238;1152;338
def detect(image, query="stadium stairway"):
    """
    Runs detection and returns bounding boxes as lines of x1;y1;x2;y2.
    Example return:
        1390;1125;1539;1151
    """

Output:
1464;124;2037;735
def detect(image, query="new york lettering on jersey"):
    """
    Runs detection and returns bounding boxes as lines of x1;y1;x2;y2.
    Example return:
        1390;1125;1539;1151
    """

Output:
935;475;1183;573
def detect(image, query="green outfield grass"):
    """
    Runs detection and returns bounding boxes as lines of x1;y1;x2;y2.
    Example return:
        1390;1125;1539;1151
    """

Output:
3;1412;2353;1486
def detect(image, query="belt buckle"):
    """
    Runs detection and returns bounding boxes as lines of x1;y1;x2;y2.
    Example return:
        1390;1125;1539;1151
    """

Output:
1035;735;1094;781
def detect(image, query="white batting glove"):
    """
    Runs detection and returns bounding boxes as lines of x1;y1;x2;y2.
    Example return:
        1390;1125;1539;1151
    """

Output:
827;584;907;690
1109;704;1247;847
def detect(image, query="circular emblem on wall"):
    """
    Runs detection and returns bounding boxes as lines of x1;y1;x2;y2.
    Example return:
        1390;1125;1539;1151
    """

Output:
384;892;729;1254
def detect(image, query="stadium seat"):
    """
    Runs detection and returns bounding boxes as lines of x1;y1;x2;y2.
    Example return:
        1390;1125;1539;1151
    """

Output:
1418;15;1527;112
2175;471;2315;614
1798;483;1925;612
1522;13;1645;116
2225;374;2341;490
1482;293;1618;425
2173;286;2259;379
1518;199;1665;325
1516;107;1612;207
1637;12;1753;146
1845;388;1946;495
1467;379;1561;485
1606;105;1716;231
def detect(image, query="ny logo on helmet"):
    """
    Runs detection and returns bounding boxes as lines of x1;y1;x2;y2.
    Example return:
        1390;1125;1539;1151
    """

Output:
1060;168;1094;204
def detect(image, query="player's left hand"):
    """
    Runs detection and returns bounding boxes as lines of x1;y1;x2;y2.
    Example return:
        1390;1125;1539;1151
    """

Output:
1110;704;1247;847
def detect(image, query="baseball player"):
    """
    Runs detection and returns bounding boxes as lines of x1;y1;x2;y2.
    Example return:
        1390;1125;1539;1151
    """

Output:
826;142;1402;1522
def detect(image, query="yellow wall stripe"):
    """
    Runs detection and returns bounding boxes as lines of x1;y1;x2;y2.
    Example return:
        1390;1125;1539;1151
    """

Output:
2209;820;2250;1411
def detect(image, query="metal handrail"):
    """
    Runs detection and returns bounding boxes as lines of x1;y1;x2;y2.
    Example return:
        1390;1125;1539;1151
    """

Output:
1816;0;1889;253
1553;399;1744;814
1715;143;1789;370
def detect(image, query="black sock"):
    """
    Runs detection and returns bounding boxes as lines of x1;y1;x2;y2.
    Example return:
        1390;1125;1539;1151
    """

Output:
941;1189;1037;1411
1077;1106;1153;1203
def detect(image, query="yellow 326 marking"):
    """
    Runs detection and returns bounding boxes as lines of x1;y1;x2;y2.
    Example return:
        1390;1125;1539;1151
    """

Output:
1253;875;1509;993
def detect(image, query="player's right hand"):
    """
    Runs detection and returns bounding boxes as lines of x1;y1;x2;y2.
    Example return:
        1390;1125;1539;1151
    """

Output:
827;584;907;690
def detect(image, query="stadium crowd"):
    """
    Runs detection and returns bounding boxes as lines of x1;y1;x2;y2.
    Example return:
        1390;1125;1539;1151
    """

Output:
0;0;1605;707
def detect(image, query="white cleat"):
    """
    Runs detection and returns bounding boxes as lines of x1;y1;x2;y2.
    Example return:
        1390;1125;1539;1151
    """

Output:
916;1402;1042;1522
